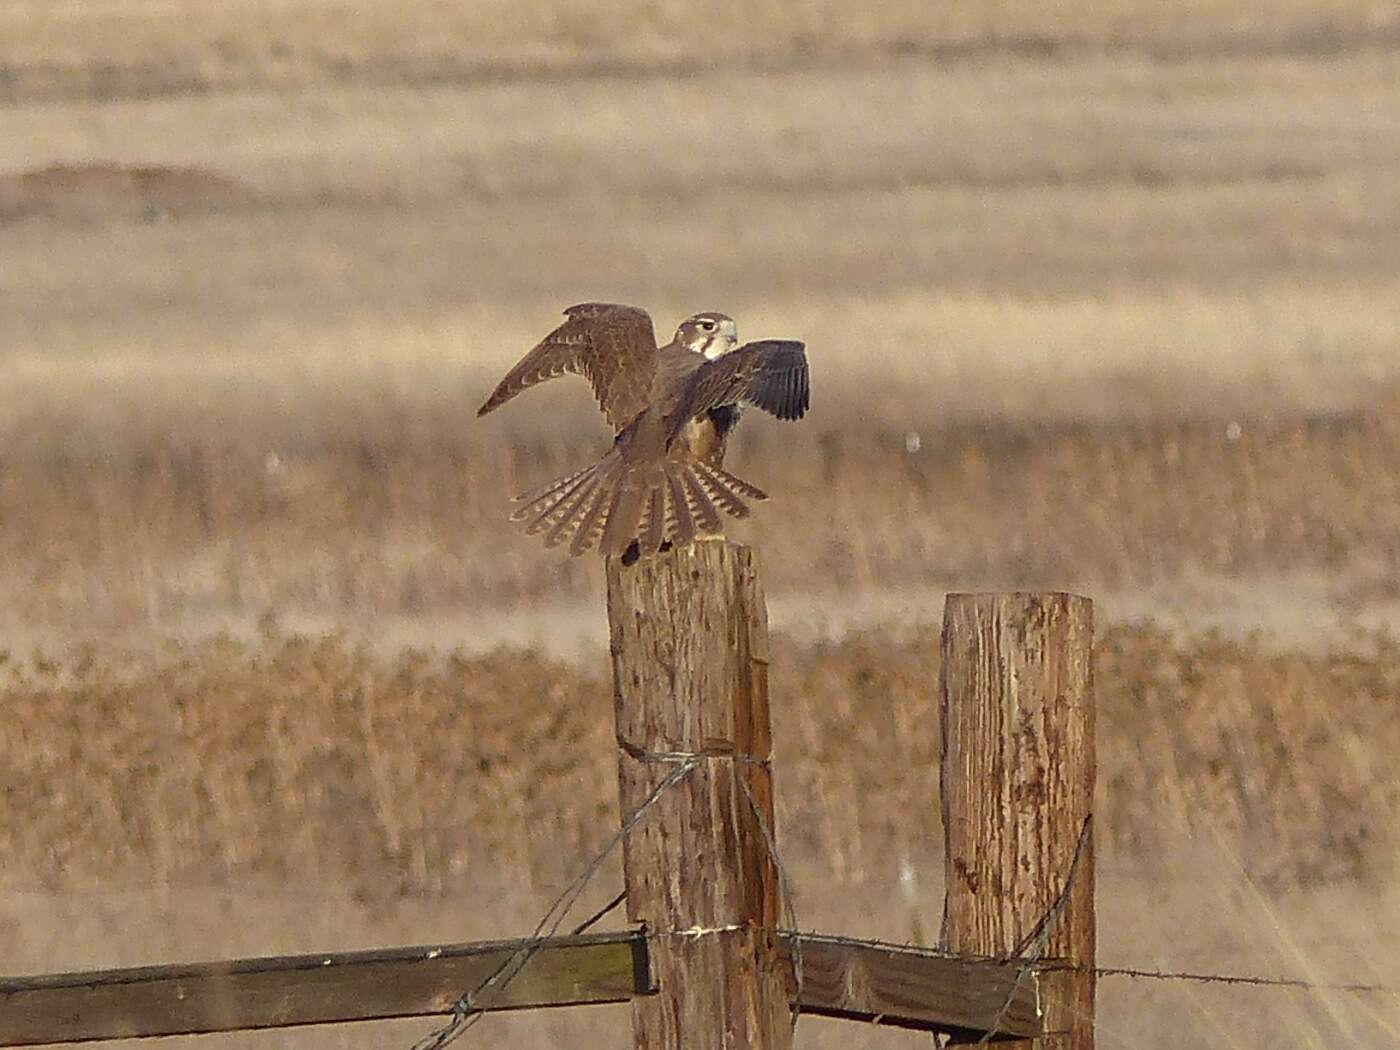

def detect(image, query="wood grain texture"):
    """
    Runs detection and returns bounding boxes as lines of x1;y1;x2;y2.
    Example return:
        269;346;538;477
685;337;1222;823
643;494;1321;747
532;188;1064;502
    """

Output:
940;592;1096;1050
788;936;1040;1037
0;931;1039;1046
606;539;793;1050
0;932;645;1046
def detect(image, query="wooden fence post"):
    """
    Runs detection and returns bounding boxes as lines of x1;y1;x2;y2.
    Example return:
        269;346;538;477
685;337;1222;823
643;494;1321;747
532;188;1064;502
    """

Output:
940;593;1096;1049
606;541;792;1050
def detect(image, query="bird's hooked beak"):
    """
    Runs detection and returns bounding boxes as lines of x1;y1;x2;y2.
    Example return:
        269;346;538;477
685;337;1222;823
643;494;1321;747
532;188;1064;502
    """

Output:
705;318;740;359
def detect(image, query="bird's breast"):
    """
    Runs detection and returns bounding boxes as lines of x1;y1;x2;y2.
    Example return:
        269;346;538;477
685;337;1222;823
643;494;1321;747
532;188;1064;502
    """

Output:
677;409;739;466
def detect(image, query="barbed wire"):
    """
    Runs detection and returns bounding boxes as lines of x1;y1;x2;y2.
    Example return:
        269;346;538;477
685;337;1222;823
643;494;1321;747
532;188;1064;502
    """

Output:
1084;965;1399;995
1011;816;1094;960
627;742;805;1032
789;930;1399;998
615;737;771;768
568;890;627;937
736;774;804;1031
407;732;1392;1050
410;842;1395;1050
407;755;698;1050
973;814;1092;1047
409;740;805;1049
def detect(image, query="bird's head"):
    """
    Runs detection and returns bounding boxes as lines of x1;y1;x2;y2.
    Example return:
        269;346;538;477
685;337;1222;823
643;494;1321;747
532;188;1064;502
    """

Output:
676;312;738;359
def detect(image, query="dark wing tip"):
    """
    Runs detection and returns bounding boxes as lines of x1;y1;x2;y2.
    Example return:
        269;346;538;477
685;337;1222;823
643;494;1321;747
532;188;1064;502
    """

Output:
478;384;511;417
793;362;810;419
676;338;810;433
769;341;808;421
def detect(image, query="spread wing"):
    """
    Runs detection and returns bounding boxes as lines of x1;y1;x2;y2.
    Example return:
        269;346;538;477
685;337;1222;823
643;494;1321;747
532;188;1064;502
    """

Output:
668;340;809;445
477;303;658;432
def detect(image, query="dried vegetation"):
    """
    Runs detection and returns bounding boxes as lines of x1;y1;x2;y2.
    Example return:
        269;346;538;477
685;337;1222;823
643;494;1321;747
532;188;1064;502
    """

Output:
4;624;1396;898
3;3;1400;1046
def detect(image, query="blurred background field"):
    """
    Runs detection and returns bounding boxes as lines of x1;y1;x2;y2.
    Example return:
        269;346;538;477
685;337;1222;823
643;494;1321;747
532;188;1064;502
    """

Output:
3;1;1399;1047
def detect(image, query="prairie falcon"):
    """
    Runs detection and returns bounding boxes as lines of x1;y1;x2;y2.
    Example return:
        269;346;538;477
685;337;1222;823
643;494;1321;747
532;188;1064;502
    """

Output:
478;303;810;560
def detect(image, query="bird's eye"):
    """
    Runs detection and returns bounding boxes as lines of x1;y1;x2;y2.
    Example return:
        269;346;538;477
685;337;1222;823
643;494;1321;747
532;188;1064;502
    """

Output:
699;320;716;331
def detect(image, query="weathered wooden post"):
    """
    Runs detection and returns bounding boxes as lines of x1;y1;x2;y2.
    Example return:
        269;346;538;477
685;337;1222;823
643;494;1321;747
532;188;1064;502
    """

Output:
940;593;1096;1049
606;541;792;1049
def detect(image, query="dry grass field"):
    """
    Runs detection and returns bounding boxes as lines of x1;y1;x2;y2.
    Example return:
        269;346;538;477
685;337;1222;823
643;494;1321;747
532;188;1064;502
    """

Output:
2;0;1396;103
3;2;1400;1047
3;628;1399;1046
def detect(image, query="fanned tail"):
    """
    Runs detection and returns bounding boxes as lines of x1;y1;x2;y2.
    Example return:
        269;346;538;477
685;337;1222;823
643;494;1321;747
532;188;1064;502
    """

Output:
511;451;624;553
598;464;657;557
511;462;597;525
629;460;761;558
692;459;767;517
663;468;696;550
678;463;722;535
509;454;770;559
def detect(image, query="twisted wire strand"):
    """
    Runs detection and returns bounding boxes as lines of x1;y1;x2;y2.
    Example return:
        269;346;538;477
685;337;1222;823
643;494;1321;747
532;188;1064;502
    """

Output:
408;756;698;1050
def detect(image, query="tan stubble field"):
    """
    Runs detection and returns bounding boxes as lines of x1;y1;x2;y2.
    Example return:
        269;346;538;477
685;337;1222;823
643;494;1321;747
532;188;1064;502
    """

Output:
2;3;1399;1046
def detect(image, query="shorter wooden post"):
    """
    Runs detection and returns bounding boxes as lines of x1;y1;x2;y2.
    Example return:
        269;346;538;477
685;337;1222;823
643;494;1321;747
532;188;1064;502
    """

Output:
940;593;1096;1049
606;541;792;1050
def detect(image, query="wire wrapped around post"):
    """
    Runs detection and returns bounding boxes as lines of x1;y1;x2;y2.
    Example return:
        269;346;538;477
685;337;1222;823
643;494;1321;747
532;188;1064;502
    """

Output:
606;540;795;1050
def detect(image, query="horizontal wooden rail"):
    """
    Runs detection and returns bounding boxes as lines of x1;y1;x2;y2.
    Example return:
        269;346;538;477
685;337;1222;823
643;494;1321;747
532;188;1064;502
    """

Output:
0;932;644;1046
0;931;1039;1045
792;935;1040;1036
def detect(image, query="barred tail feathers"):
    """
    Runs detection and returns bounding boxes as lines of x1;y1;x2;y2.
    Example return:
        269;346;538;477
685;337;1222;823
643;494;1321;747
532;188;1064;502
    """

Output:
510;452;622;551
511;462;597;526
639;484;666;554
510;461;594;514
680;465;722;535
664;468;695;549
509;454;770;557
597;465;656;557
692;459;767;516
518;467;598;535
